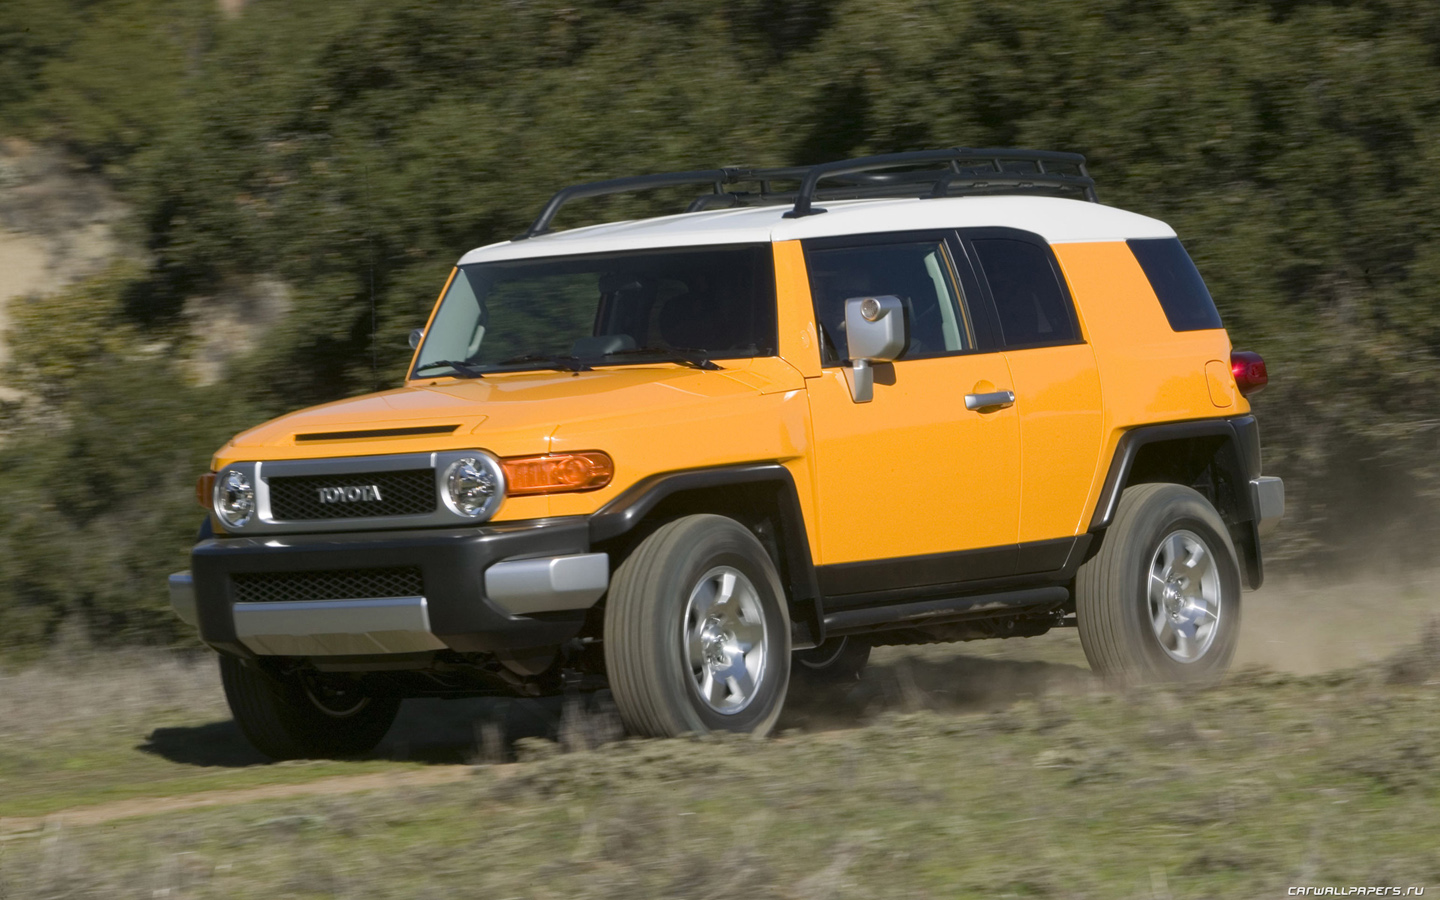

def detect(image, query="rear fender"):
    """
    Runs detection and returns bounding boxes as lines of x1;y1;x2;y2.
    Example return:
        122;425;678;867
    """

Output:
1089;416;1266;588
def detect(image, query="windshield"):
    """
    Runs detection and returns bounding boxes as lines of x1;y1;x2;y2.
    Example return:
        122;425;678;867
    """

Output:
412;245;777;377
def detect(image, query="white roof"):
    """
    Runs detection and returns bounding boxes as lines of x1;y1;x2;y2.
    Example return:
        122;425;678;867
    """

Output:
458;195;1176;266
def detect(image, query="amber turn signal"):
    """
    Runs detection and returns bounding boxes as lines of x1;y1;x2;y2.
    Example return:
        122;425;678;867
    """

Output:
196;472;216;509
502;452;614;496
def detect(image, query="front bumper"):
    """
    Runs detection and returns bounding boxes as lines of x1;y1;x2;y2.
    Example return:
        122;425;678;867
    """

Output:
177;517;608;658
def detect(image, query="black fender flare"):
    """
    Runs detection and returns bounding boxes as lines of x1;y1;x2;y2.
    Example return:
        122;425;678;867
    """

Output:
1088;415;1265;588
588;463;823;647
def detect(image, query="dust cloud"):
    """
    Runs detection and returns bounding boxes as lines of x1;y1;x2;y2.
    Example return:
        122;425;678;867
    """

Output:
1233;567;1440;674
775;565;1440;732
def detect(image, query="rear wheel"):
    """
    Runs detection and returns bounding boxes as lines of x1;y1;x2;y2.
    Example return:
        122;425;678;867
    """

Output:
220;656;399;760
1076;483;1241;685
605;514;791;737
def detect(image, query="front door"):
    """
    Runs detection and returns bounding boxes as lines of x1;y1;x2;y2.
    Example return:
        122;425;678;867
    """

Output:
801;233;1021;595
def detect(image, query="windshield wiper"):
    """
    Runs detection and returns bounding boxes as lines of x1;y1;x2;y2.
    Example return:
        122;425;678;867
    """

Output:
413;359;486;378
495;354;593;373
597;347;721;371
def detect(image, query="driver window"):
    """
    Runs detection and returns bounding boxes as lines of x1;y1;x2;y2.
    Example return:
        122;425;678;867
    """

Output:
805;241;971;365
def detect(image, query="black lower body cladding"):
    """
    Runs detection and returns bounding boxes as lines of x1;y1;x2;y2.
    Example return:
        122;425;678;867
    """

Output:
190;518;593;655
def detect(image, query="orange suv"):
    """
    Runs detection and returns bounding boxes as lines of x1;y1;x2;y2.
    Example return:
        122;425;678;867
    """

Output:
168;148;1284;757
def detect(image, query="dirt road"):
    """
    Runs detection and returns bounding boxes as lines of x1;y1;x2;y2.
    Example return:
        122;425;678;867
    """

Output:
0;767;474;838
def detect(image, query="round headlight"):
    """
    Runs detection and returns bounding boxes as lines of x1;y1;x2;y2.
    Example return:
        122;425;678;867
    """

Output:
443;456;503;519
215;469;255;527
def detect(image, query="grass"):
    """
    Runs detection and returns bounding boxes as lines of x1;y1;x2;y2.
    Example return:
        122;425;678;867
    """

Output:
2;663;1439;897
1;578;1437;898
0;624;1092;822
0;650;431;819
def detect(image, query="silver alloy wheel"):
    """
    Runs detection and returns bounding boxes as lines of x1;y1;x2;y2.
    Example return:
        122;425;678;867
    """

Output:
1147;529;1222;663
683;566;768;715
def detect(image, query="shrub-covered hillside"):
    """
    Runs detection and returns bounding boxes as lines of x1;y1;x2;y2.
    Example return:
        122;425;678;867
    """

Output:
2;0;1438;647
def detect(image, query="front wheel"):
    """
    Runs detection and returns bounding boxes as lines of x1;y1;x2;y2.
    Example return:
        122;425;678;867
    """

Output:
604;514;792;738
220;656;400;760
1076;483;1242;685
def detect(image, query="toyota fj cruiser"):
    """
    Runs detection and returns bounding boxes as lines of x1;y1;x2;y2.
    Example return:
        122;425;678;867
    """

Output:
169;148;1284;759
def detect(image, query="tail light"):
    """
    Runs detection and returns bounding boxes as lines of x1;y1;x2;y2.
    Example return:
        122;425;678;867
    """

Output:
1231;351;1268;397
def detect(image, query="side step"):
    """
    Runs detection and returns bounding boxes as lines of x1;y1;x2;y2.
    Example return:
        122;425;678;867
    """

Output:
823;586;1069;635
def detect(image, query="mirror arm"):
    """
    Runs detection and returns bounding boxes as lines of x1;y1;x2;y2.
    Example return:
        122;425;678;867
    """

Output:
844;359;874;403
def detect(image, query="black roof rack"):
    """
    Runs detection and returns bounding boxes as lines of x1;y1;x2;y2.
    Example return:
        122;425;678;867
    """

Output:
514;147;1096;240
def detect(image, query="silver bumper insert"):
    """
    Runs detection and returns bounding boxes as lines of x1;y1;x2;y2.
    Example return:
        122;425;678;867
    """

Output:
1251;476;1285;537
168;571;198;627
485;553;609;615
233;596;447;656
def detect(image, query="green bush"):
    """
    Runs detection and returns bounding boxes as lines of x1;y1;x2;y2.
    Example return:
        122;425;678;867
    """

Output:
0;266;255;649
3;0;1440;647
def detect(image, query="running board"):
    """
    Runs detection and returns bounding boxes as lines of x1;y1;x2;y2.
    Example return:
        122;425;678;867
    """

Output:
823;586;1069;634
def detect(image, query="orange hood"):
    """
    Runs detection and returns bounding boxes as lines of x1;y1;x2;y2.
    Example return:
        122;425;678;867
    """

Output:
216;360;803;464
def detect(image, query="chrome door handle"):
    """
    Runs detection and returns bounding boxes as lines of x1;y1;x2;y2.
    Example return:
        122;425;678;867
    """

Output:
964;390;1015;411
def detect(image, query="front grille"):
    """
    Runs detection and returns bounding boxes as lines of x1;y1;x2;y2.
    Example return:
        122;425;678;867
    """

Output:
267;469;436;520
233;567;424;604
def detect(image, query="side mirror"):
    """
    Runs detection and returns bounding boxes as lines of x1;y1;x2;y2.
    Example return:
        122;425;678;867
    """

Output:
409;328;425;350
842;295;906;402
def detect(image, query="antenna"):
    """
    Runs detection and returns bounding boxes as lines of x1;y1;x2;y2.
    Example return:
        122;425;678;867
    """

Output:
364;157;377;382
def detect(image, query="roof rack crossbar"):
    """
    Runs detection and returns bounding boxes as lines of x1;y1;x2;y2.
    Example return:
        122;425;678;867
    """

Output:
926;171;1098;199
783;148;1095;218
517;166;808;239
514;148;1096;240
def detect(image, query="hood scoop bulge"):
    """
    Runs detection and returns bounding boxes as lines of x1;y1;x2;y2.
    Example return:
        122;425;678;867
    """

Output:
294;424;461;443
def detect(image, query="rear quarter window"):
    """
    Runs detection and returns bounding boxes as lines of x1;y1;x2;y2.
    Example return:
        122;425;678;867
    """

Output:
1127;238;1224;331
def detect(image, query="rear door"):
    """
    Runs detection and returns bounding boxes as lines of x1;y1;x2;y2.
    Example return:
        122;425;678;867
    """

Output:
960;230;1103;565
802;231;1022;594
